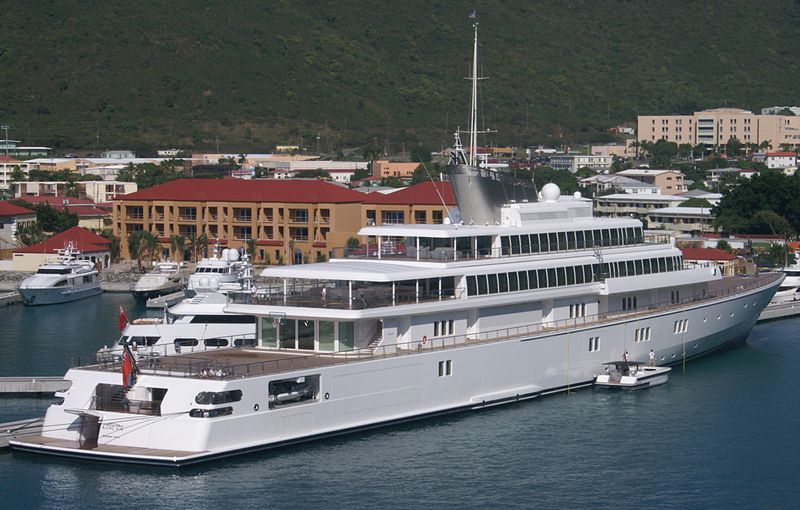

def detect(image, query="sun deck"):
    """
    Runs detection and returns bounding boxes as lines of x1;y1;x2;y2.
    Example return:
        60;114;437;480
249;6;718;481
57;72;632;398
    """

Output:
73;272;781;381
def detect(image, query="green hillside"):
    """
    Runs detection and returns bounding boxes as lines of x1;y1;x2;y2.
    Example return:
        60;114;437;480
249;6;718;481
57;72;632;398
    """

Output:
3;1;800;153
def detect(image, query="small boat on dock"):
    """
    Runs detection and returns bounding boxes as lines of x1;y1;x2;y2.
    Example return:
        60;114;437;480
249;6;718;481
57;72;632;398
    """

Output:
594;361;671;390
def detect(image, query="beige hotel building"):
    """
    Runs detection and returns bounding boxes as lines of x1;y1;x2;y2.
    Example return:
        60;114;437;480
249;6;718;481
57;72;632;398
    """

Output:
638;107;800;149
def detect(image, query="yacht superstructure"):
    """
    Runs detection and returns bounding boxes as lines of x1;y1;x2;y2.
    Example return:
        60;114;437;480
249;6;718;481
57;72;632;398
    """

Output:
17;242;102;306
186;248;253;296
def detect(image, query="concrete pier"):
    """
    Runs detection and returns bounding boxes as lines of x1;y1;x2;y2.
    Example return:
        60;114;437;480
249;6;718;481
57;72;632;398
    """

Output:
0;377;70;395
0;291;21;306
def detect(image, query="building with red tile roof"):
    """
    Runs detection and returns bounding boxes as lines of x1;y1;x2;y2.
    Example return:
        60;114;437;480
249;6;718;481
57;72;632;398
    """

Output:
113;179;454;264
0;201;37;251
680;247;738;276
12;226;111;271
15;195;111;230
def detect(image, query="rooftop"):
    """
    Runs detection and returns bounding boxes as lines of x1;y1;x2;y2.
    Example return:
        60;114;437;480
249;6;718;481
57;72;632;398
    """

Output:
120;178;367;204
0;201;35;217
15;226;111;254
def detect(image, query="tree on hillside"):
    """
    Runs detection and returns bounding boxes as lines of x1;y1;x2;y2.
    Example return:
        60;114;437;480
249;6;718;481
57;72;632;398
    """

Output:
16;222;45;247
533;166;581;194
713;169;800;234
380;176;404;188
649;140;678;167
680;198;712;208
410;163;441;184
34;204;78;233
678;144;693;160
725;137;743;158
351;167;371;182
716;240;732;253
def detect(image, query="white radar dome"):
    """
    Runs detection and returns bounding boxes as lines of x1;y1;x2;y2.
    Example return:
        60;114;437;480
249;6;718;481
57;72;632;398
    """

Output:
573;191;582;199
541;183;561;203
226;249;240;262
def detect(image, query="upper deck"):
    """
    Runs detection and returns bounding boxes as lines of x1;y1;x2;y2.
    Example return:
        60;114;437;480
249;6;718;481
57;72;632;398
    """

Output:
74;272;782;381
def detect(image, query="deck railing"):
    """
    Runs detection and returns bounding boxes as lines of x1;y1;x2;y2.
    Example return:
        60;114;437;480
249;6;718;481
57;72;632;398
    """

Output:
72;272;781;380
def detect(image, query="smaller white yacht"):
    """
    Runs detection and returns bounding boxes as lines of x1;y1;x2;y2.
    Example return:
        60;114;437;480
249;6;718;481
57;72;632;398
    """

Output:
131;261;185;302
186;247;253;296
98;291;256;360
18;242;102;306
594;361;671;390
770;263;800;304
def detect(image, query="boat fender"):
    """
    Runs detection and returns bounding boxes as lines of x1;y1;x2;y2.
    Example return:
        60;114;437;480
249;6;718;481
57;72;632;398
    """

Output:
253;404;259;411
421;335;428;345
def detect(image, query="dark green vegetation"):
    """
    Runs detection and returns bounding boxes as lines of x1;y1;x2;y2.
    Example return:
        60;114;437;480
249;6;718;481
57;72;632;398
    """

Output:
713;170;800;236
3;1;800;153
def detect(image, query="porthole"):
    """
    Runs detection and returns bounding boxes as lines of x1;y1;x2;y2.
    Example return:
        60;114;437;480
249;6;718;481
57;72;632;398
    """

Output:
671;353;677;359
324;392;330;400
730;312;734;318
254;403;260;411
717;315;721;320
744;303;748;308
703;317;707;323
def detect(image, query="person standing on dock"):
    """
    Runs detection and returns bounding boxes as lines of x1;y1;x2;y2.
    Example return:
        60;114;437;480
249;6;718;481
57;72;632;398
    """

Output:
622;351;629;362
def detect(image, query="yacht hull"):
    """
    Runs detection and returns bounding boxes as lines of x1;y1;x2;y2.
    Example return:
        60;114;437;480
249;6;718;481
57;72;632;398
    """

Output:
11;276;777;465
18;283;102;306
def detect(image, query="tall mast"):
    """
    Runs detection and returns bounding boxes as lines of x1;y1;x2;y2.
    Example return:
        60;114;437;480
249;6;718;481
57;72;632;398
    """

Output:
469;22;479;167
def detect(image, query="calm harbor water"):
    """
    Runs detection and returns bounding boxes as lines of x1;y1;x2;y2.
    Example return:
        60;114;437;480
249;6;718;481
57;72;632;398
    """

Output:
1;293;799;509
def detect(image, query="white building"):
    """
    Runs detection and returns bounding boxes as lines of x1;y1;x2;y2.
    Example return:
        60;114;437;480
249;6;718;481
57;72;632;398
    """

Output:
101;150;137;159
580;174;660;195
595;193;686;217
765;152;797;169
548;154;613;173
646;206;714;235
0;158;30;191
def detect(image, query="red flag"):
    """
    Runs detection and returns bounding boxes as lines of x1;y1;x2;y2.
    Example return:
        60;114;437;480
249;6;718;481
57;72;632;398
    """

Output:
122;346;132;388
119;305;127;332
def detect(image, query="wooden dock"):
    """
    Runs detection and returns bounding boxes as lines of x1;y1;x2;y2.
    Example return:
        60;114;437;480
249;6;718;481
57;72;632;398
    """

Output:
0;377;70;395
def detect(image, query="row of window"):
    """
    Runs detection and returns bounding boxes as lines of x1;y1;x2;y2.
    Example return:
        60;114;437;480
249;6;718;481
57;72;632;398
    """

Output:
634;327;652;343
434;320;454;337
438;360;453;377
466;256;683;297
673;319;688;334
500;226;644;256
569;303;587;319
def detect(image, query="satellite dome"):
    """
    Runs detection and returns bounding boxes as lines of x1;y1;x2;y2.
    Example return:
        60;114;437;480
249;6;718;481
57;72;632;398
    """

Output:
541;183;561;203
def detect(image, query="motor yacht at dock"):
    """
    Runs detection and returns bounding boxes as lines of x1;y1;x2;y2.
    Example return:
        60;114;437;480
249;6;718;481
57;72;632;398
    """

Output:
17;242;102;306
186;247;253;296
130;261;185;302
10;23;783;466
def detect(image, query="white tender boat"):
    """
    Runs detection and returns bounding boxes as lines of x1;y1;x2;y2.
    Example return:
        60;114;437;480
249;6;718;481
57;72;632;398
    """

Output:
131;261;185;302
18;242;102;306
10;24;783;466
594;361;671;390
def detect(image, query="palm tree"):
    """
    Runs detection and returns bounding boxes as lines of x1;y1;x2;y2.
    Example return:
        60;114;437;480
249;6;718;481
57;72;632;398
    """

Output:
169;234;186;261
246;238;257;261
128;231;144;272
196;233;209;260
140;231;159;265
